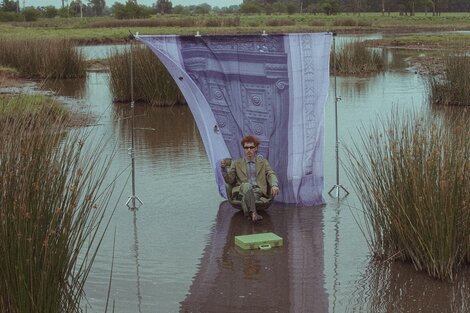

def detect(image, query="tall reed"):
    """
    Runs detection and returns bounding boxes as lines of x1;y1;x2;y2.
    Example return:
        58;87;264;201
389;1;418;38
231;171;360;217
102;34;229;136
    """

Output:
0;98;115;313
334;41;385;75
344;109;470;280
108;45;185;106
428;54;470;107
0;38;86;79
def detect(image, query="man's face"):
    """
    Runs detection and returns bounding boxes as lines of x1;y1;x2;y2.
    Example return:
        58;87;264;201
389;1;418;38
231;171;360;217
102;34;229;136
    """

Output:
243;141;257;161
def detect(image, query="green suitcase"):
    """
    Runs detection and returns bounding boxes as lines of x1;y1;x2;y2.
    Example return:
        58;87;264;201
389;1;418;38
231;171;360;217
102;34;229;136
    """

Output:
234;232;283;250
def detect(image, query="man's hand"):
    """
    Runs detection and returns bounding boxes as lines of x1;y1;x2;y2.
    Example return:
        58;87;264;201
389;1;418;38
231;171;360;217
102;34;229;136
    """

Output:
271;186;280;197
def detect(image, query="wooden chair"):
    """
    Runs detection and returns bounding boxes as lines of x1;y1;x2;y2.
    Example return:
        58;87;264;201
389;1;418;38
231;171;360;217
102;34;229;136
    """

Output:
223;158;274;211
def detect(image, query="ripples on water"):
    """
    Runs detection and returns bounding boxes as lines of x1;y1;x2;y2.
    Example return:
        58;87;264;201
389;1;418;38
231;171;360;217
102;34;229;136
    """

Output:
33;43;470;313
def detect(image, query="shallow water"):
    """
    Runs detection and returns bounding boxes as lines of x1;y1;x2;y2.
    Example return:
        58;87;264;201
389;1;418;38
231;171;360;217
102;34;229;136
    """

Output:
78;44;128;60
38;43;470;313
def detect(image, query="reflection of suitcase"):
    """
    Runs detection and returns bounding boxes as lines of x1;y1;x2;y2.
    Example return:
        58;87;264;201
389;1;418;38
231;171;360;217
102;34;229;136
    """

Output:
235;232;283;250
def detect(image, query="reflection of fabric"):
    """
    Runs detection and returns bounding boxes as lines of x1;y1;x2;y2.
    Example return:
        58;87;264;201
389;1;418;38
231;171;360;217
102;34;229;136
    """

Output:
138;33;332;206
179;202;328;313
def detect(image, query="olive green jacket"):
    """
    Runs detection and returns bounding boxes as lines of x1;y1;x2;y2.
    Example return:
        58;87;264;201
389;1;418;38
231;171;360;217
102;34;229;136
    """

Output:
222;156;278;197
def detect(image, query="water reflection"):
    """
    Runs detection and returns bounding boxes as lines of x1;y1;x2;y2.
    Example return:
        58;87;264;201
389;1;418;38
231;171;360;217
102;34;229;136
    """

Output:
180;201;328;313
335;34;383;46
78;44;129;61
330;201;342;313
131;210;143;313
112;105;205;163
335;71;425;106
335;51;425;100
347;261;470;313
41;77;86;99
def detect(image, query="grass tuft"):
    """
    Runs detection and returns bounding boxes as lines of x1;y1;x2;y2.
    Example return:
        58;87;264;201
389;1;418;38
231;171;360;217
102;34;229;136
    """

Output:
108;45;185;106
0;105;116;312
0;38;86;79
0;94;68;120
344;108;470;280
428;54;470;107
334;40;385;75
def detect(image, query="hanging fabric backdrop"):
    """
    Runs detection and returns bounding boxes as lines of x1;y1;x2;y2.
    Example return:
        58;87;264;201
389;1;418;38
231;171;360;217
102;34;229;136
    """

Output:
138;33;332;206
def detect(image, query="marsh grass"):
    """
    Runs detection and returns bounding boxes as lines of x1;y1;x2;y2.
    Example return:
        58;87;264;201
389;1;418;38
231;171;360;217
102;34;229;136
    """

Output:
0;102;116;312
0;38;86;79
108;45;185;106
0;65;18;74
85;16;240;28
344;109;470;280
2;13;470;43
428;54;470;107
334;40;385;75
0;94;68;120
204;17;241;27
333;18;356;26
333;18;372;27
375;33;470;50
309;20;326;27
265;18;296;26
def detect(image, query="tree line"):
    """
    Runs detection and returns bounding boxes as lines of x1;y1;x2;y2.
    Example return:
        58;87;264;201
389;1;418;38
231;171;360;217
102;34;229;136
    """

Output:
240;0;469;15
1;0;469;21
0;0;108;20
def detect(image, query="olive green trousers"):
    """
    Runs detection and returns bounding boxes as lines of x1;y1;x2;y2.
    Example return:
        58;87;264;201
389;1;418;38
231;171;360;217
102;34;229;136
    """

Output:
239;182;263;216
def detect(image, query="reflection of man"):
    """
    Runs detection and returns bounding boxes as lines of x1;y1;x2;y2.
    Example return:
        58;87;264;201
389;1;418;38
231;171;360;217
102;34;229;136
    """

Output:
220;135;280;222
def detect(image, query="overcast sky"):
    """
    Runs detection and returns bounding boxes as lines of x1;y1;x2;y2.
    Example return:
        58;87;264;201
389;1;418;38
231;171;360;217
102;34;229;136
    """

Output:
30;0;242;8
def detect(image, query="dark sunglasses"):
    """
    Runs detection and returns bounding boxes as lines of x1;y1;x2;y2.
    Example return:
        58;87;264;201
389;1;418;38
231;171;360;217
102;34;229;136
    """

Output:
243;146;256;150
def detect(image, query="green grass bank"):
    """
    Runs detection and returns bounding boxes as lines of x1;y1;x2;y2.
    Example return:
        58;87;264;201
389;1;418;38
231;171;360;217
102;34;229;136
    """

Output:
0;13;469;44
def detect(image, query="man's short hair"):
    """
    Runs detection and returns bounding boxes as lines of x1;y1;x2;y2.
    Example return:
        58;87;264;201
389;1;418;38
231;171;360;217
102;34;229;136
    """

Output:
241;135;260;147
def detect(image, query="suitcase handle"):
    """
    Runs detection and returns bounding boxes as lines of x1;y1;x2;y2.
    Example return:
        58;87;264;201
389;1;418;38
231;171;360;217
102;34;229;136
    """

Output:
258;243;272;250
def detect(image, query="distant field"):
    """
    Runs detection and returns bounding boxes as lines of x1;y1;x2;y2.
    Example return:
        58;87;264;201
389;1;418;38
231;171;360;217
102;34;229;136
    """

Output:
0;12;469;44
370;33;470;50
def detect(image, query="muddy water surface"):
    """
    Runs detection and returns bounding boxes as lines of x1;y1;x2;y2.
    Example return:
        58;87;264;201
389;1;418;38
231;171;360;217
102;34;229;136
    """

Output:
38;43;470;313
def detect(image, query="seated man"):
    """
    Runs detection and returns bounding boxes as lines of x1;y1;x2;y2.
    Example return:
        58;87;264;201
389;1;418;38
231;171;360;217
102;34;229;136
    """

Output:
220;135;280;222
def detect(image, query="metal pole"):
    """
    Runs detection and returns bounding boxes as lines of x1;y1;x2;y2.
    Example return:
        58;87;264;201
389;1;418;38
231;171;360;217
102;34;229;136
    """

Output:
333;36;340;188
126;32;143;210
328;33;349;198
130;39;136;207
